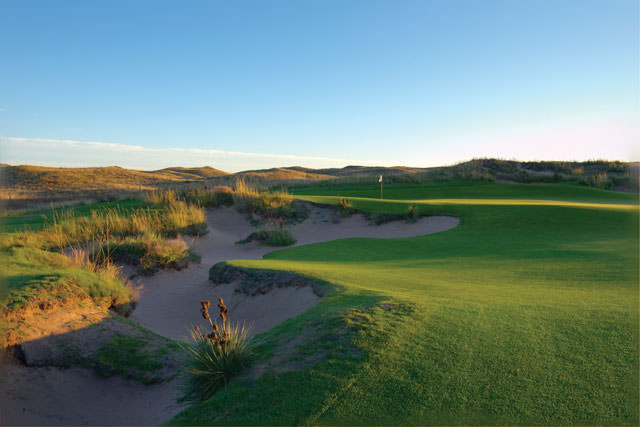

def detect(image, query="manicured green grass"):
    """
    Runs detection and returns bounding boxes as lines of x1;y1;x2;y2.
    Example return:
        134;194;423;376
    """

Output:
291;181;636;203
171;183;638;426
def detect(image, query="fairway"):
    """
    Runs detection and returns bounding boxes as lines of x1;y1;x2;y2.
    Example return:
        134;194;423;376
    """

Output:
172;183;639;426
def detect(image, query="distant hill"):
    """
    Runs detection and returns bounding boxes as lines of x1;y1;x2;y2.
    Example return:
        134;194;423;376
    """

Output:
0;165;228;191
0;159;634;211
155;166;229;179
234;167;335;181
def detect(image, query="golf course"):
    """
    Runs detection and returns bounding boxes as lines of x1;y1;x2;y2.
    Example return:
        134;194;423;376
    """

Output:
172;182;638;426
1;177;637;426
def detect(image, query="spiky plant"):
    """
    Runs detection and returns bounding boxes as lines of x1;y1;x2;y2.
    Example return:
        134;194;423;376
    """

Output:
181;298;252;402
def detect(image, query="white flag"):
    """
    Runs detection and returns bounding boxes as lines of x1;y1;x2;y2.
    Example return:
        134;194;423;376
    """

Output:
378;175;383;183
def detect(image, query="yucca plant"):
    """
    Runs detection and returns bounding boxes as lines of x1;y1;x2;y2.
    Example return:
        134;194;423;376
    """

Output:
181;298;253;402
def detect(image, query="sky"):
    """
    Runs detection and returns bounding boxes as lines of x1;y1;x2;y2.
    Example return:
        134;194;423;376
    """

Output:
0;0;638;172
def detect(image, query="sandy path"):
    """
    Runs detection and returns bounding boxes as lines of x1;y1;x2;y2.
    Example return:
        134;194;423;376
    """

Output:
1;205;458;427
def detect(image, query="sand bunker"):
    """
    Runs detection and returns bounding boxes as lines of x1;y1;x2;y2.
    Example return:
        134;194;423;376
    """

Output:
1;204;458;426
129;205;459;341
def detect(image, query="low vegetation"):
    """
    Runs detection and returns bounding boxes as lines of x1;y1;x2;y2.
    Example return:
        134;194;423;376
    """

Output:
335;197;355;217
236;229;296;247
90;234;199;275
181;298;252;402
233;179;309;222
406;202;419;222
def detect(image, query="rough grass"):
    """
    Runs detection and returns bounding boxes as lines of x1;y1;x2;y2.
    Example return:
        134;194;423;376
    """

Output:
232;179;309;221
0;245;134;346
0;196;207;345
171;182;638;426
3;199;206;250
90;234;199;275
236;229;297;247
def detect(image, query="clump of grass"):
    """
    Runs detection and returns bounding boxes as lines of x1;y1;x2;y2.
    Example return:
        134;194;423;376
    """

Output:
336;197;355;217
65;246;124;283
90;234;198;275
236;229;297;247
232;178;261;214
181;186;234;208
406;203;419;223
182;298;252;402
144;189;179;206
231;179;309;222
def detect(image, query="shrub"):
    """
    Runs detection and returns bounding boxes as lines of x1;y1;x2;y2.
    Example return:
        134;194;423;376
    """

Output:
181;298;252;402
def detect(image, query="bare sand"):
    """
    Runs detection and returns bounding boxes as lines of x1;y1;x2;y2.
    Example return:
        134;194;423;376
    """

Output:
1;204;459;426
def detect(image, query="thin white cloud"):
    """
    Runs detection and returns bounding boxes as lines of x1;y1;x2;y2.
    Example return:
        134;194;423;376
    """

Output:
0;136;363;172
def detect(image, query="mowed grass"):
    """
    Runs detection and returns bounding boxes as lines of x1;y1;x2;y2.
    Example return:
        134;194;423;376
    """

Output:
291;181;636;203
172;183;638;426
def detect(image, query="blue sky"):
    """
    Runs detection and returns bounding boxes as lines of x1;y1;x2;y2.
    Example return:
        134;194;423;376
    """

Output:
0;0;637;171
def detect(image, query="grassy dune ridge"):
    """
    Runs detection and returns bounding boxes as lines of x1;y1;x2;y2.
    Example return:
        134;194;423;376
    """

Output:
0;196;207;346
172;183;638;426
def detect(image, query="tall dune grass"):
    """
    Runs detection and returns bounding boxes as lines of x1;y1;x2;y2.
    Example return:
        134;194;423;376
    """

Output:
5;200;206;250
231;179;308;221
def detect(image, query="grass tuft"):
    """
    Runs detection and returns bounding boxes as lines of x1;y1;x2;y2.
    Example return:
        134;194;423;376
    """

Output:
90;234;198;275
237;229;297;247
